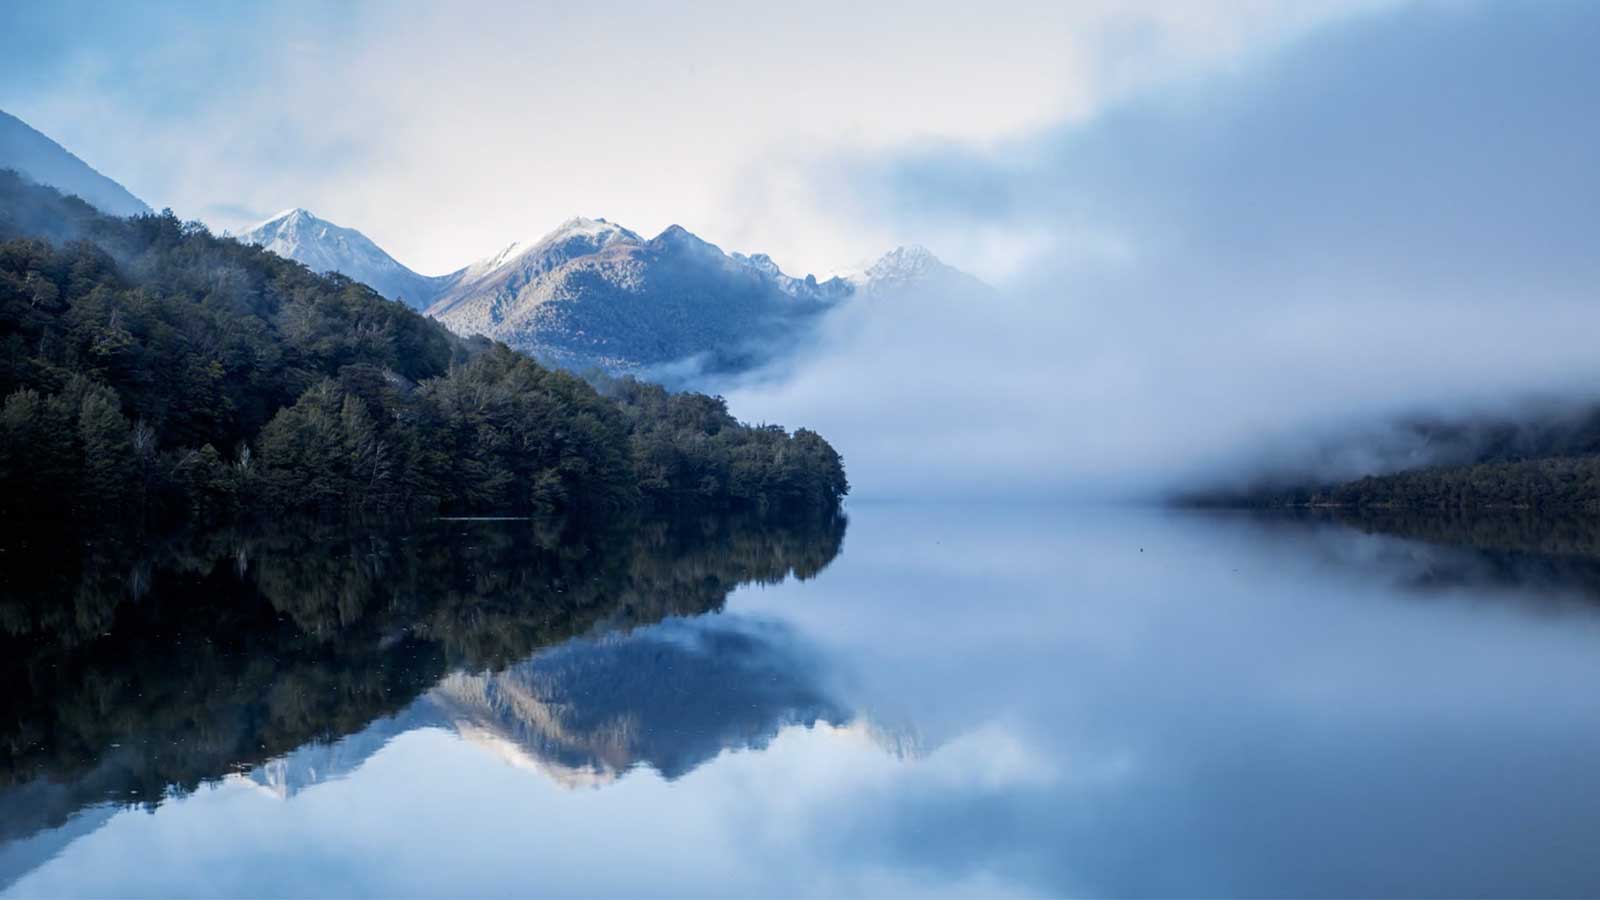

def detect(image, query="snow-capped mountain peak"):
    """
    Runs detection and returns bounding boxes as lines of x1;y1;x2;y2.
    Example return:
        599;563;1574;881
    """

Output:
469;239;532;278
249;207;311;229
734;252;782;277
650;223;719;253
239;208;448;310
452;216;644;286
543;216;638;245
244;207;337;245
849;245;991;299
860;244;938;283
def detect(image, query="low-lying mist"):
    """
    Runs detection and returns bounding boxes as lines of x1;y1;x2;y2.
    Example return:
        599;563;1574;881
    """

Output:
714;2;1600;501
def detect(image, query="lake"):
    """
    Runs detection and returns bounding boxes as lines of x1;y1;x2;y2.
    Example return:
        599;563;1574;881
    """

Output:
5;503;1600;897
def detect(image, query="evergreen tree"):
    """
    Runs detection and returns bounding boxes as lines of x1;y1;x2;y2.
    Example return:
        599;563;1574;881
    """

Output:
0;171;847;524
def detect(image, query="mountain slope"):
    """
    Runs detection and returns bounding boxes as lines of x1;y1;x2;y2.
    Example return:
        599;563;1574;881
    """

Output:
427;218;855;375
0;171;848;522
238;204;987;378
239;208;447;309
0;110;151;218
848;244;994;300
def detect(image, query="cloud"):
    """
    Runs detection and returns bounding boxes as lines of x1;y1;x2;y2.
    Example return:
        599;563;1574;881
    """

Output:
0;1;1373;276
722;1;1600;499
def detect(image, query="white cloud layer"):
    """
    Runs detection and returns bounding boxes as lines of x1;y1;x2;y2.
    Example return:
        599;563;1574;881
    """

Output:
0;0;1377;276
722;2;1600;499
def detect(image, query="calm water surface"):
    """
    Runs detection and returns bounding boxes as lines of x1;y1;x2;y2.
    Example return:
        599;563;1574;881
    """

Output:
5;503;1600;897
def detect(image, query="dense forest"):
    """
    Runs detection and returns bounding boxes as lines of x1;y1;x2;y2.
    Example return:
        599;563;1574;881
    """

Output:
1249;457;1600;511
1191;455;1600;512
1183;399;1600;512
0;171;847;524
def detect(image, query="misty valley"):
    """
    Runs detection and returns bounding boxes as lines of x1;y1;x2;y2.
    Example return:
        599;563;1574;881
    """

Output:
7;1;1600;894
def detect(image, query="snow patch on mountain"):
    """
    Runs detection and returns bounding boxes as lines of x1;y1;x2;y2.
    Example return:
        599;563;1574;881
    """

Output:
236;199;986;376
239;208;448;309
847;245;992;299
425;218;861;375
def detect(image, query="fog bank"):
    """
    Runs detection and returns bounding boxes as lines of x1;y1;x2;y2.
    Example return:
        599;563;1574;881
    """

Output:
720;2;1600;500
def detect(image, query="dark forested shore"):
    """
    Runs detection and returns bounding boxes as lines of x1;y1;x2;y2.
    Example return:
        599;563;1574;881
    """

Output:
0;171;847;526
1183;455;1600;513
1179;403;1600;513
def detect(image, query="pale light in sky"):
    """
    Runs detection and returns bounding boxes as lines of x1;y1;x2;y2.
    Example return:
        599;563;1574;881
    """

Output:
0;0;1383;278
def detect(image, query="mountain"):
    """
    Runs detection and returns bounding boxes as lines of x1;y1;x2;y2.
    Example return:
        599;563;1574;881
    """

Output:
847;244;993;300
426;217;853;376
0;110;150;218
232;203;986;377
238;208;447;309
428;617;849;784
0;171;848;522
0;108;980;377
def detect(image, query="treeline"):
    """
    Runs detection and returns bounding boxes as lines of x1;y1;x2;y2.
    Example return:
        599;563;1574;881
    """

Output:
603;376;849;511
1191;455;1600;512
1271;456;1600;512
0;172;846;523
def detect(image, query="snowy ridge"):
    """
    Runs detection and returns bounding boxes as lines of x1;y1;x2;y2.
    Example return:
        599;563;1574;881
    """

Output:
423;217;860;375
846;245;991;299
475;217;641;278
239;208;450;310
235;200;985;375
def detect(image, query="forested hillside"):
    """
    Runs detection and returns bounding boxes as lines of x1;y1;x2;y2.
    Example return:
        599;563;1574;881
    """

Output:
1217;456;1600;512
0;172;847;523
1180;396;1600;512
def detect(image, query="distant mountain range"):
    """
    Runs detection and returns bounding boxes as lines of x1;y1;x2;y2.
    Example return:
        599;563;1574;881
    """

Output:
0;110;150;217
426;217;863;376
1;108;983;378
239;208;986;376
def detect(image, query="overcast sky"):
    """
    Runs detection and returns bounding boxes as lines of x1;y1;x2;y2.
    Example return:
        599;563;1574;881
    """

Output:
0;0;1381;277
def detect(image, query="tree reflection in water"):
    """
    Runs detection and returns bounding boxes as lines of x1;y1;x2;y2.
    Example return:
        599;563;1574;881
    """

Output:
0;511;847;846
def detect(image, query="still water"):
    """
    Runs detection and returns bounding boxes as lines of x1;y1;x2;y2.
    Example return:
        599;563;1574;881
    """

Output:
5;503;1600;897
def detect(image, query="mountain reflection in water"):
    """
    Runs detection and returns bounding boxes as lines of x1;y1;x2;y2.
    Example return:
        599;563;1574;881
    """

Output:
241;616;856;797
0;512;848;863
9;504;1600;897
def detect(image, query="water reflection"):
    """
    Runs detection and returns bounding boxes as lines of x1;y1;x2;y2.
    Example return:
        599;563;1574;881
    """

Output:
0;512;846;864
9;504;1600;897
1228;508;1600;609
239;616;852;797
